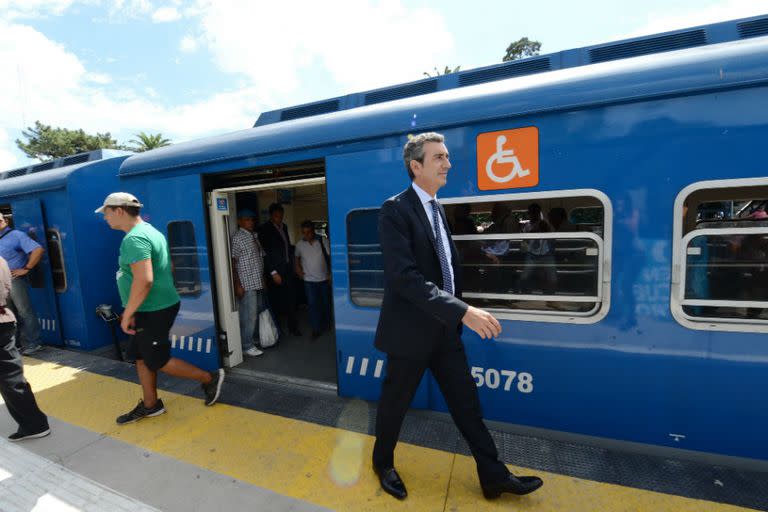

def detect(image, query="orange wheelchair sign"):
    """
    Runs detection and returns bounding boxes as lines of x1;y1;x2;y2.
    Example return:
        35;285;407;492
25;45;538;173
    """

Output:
477;127;539;190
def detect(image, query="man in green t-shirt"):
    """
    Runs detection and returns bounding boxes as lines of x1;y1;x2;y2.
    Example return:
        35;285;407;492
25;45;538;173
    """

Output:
95;192;224;424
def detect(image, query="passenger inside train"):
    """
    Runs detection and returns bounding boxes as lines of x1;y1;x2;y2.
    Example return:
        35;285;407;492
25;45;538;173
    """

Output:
227;183;335;384
682;190;768;321
442;196;605;315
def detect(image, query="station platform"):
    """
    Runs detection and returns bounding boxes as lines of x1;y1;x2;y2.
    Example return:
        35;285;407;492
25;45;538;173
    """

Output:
1;347;766;512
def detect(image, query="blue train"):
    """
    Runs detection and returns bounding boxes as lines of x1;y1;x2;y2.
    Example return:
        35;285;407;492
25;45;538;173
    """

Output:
2;14;768;467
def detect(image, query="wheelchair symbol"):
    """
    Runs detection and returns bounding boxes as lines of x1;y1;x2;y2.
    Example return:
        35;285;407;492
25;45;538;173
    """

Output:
485;135;530;183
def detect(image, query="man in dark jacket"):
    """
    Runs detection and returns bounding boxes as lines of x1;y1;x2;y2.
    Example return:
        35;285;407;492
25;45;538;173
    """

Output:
258;203;300;336
0;256;50;441
372;132;543;501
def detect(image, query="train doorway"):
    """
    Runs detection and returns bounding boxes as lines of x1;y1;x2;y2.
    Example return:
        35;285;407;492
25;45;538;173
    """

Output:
208;175;337;387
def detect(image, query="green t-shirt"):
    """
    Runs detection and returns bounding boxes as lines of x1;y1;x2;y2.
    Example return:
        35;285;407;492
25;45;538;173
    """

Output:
117;222;180;312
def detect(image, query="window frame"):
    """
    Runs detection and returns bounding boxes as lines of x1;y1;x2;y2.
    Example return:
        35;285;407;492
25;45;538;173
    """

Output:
167;220;202;297
454;231;604;318
45;228;67;293
672;177;768;332
346;188;612;324
441;188;611;324
346;207;383;308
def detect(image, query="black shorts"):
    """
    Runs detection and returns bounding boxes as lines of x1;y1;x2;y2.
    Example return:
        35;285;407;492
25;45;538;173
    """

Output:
127;302;180;371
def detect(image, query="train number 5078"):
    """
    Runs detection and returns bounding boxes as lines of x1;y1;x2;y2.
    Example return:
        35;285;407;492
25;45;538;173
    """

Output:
471;367;533;393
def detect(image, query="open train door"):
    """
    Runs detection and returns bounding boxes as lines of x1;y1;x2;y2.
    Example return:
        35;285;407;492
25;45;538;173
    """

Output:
208;176;329;372
145;175;221;372
10;198;63;346
208;189;242;368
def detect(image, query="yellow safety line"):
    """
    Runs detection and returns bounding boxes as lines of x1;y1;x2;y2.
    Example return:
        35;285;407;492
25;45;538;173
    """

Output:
17;358;758;512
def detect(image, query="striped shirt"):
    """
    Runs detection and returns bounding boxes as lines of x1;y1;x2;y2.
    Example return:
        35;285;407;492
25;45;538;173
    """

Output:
231;228;266;291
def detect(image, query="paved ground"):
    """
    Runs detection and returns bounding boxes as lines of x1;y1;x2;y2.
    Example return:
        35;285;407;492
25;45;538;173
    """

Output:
0;435;158;512
0;348;765;511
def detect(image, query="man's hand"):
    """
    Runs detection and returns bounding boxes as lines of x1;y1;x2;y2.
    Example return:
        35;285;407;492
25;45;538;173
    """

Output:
120;313;136;335
235;283;245;299
272;273;283;285
461;306;502;339
10;268;29;278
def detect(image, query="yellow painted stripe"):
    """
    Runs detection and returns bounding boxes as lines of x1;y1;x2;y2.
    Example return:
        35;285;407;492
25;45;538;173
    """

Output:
19;358;758;512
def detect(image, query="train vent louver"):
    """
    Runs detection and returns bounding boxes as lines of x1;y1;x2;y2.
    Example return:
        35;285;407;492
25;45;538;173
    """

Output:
30;161;55;174
589;29;707;64
6;169;29;179
738;17;768;39
458;57;552;87
62;153;90;166
364;80;438;106
280;100;340;122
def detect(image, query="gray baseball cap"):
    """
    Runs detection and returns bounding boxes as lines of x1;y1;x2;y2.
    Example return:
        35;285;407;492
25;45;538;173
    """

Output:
94;192;144;214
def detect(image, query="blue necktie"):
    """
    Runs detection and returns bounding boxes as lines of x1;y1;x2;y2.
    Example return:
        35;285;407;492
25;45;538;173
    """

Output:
430;200;453;295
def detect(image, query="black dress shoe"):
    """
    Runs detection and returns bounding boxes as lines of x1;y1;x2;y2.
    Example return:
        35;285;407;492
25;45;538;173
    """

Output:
373;465;407;500
481;473;543;499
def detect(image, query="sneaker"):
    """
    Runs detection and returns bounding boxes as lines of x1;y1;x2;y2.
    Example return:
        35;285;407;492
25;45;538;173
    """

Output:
21;344;43;356
202;368;225;406
116;399;165;425
244;347;263;357
8;427;50;442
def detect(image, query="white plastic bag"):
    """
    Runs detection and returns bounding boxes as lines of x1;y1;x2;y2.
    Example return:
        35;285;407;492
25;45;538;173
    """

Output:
258;308;279;348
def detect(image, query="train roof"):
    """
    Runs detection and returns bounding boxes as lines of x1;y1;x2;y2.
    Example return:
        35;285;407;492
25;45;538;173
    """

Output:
0;150;130;198
120;26;768;178
253;14;768;127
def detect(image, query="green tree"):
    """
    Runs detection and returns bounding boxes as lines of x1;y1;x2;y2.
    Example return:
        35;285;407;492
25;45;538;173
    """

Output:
15;121;122;161
423;65;461;78
129;132;172;152
503;37;542;62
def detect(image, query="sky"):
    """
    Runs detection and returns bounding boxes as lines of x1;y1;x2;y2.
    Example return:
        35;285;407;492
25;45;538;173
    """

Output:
1;0;766;169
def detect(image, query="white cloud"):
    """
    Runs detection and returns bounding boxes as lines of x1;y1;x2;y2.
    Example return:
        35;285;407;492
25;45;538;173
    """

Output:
0;0;79;19
103;0;153;21
0;130;19;170
180;34;198;52
151;6;181;22
624;0;768;39
189;0;454;97
0;18;266;169
85;71;112;84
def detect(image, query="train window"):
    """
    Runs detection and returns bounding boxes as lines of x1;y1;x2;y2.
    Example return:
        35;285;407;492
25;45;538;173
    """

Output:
167;221;202;296
346;190;612;324
45;229;66;293
673;179;768;331
346;209;383;307
443;191;610;321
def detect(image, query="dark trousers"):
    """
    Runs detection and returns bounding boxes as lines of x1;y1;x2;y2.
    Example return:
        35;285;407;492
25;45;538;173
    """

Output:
373;340;508;484
304;280;330;332
268;265;298;333
0;322;48;433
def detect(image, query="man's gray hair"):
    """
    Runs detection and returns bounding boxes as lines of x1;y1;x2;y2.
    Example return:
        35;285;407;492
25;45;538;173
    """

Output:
403;132;445;180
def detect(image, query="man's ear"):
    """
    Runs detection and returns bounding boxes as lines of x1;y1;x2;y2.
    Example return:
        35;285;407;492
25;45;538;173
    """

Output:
410;159;421;177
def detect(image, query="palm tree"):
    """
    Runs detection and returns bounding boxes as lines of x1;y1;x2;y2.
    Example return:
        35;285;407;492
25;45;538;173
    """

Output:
129;132;171;152
423;65;461;78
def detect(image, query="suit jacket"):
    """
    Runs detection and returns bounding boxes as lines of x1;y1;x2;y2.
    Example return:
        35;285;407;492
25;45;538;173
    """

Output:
257;221;293;276
374;187;468;360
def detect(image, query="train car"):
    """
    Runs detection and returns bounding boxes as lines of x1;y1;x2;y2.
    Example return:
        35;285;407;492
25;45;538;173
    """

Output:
114;13;768;467
0;150;129;351
8;14;768;468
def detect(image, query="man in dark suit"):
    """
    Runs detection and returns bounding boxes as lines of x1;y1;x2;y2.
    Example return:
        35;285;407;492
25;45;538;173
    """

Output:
372;132;543;500
257;203;300;336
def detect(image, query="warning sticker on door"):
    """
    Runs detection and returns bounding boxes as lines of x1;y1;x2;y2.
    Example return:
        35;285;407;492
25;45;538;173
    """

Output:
477;127;539;190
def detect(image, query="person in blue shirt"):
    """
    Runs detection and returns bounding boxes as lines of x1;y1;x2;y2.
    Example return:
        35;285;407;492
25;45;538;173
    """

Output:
0;214;44;355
